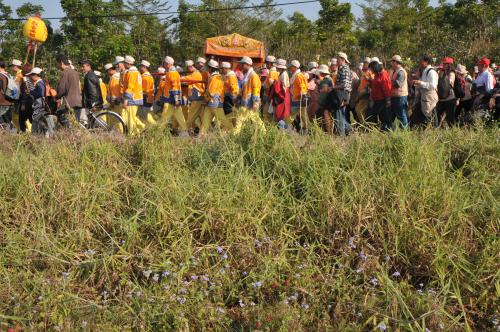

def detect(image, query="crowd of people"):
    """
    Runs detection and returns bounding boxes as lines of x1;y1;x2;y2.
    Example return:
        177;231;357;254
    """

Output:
0;52;498;137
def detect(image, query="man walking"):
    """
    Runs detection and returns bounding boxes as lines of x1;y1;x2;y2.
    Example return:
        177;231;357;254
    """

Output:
235;56;263;133
412;54;439;127
0;60;14;129
122;55;146;135
80;60;103;124
55;54;81;128
138;60;156;127
331;52;352;135
436;57;457;127
389;55;409;129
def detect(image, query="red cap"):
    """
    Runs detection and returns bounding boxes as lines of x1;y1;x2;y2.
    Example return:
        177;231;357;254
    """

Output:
442;57;454;65
478;57;490;66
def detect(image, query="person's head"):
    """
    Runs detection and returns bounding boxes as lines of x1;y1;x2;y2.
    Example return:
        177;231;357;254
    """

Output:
336;52;349;66
28;67;43;81
316;64;330;79
369;61;382;74
123;56;135;69
477;57;490;73
0;60;6;72
185;60;195;73
289;60;300;74
455;64;467;78
196;57;206;71
139;60;150;74
163;56;175;70
80;60;92;73
275;59;287;73
391;55;403;70
329;58;338;72
9;59;22;73
207;59;219;73
21;64;33;76
442;57;454;72
104;63;115;76
56;54;71;70
419;54;433;69
362;57;371;71
221;62;231;75
265;55;276;69
112;56;125;72
238;56;253;73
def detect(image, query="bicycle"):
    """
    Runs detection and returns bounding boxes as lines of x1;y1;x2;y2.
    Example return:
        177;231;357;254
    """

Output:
35;97;128;136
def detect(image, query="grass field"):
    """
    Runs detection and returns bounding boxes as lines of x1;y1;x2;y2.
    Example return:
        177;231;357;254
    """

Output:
0;125;498;331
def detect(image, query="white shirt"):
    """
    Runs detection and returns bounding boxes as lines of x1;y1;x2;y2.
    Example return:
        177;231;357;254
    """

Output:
419;65;438;91
474;70;494;93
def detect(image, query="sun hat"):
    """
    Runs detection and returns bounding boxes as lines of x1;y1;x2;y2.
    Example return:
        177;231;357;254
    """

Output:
207;59;219;69
290;60;301;68
391;55;403;63
275;59;287;69
196;57;206;64
185;60;194;67
157;67;166;74
316;64;330;75
164;56;175;65
478;57;490;66
265;55;276;63
140;60;151;68
455;64;467;75
221;62;231;69
113;56;124;65
124;55;135;65
442;57;454;65
238;56;253;65
371;57;382;64
104;63;114;71
27;67;42;75
336;52;350;64
363;57;371;63
9;59;22;67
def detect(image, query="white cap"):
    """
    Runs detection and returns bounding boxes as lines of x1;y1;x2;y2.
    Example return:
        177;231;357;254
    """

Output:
275;59;287;69
27;67;42;75
124;55;135;64
157;67;166;74
94;70;102;77
10;59;22;67
330;58;337;65
196;57;206;64
391;55;403;63
238;56;253;65
140;60;151;68
104;63;114;71
207;59;219;69
308;61;318;69
221;61;231;69
371;57;381;64
185;60;194;67
317;64;330;75
164;56;174;65
113;56;125;65
176;66;184;73
265;55;276;63
290;60;301;68
336;52;350;64
363;57;371;63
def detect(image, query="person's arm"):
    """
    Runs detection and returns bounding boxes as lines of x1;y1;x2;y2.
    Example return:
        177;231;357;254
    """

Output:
88;74;99;104
419;69;438;90
392;70;404;88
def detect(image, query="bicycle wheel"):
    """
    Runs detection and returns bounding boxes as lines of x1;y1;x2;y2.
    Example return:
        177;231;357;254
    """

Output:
90;111;128;135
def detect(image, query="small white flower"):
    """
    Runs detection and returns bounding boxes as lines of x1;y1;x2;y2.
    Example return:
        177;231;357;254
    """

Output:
238;299;245;307
142;270;153;279
152;274;159;282
81;321;88;328
251;281;262;288
250;301;256;306
392;271;401;278
301;303;309;310
370;278;378;286
377;322;387;331
216;307;225;314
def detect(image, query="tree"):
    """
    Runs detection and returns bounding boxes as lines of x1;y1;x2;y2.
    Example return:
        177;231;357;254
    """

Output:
316;0;355;55
125;0;172;65
60;0;133;69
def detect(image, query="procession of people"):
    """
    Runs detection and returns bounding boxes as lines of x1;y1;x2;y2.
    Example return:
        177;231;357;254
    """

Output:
0;52;498;137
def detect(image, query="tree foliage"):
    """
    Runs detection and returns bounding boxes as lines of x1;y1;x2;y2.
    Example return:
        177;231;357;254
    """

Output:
0;0;497;77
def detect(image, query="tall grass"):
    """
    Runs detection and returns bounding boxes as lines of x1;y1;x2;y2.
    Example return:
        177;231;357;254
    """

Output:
0;125;498;331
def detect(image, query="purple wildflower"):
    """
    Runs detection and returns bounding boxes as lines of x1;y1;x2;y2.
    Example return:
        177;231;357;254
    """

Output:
377;322;387;331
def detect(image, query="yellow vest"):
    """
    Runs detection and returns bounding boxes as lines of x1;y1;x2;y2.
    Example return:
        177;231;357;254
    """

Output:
123;66;143;105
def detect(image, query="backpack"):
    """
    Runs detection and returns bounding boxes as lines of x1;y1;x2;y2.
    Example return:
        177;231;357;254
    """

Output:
437;73;451;99
453;75;466;99
0;72;20;101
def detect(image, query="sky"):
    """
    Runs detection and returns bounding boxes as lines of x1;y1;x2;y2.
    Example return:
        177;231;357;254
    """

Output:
4;0;448;29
